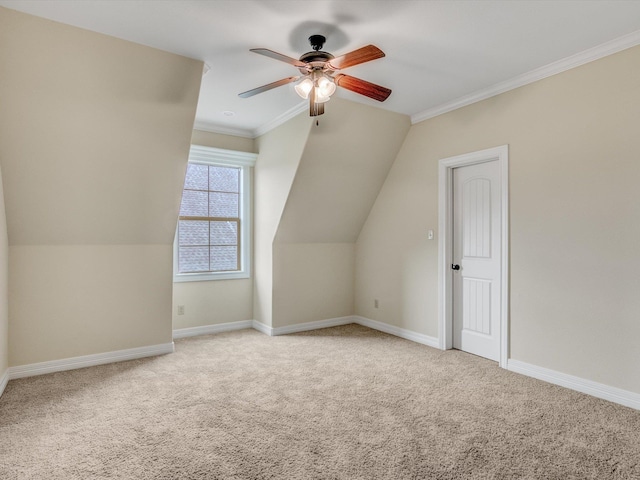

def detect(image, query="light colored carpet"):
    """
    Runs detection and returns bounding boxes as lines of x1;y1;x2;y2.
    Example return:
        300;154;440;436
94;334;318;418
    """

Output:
1;324;639;479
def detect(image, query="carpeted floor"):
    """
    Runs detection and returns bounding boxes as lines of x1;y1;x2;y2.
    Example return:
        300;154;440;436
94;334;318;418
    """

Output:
0;324;639;479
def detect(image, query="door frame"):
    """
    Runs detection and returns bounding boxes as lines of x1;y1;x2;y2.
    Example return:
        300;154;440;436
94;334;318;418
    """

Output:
438;145;509;368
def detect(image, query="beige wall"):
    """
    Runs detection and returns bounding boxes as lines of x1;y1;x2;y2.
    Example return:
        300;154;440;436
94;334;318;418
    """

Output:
9;245;173;365
275;99;411;243
253;114;313;327
173;130;256;330
355;124;439;336
356;45;640;394
0;8;202;365
271;99;410;328
0;167;8;376
273;243;355;327
191;130;256;153
173;279;254;329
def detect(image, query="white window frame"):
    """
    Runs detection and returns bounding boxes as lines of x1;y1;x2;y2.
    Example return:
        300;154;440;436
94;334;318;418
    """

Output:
173;145;256;282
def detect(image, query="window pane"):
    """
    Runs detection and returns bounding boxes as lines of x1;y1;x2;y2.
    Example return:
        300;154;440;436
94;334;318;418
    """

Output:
180;190;208;217
209;192;238;217
179;246;209;272
179;220;208;246
210;221;237;246
209;166;239;193
175;150;253;280
210;246;238;271
184;164;208;191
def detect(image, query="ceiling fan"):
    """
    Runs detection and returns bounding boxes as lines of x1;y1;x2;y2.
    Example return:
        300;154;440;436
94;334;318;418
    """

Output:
239;34;392;117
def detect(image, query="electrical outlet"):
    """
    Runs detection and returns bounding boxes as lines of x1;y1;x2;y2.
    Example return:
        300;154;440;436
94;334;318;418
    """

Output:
177;305;185;315
374;299;379;309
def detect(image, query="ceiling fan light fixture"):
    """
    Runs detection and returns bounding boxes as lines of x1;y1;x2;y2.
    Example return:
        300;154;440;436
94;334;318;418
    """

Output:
295;77;314;99
315;93;331;104
317;75;336;98
240;36;391;118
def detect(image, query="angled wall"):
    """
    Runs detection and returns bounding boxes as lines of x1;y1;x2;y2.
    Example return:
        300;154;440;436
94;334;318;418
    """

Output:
172;130;256;330
273;99;410;327
253;113;313;327
0;166;7;381
356;44;640;394
0;8;202;365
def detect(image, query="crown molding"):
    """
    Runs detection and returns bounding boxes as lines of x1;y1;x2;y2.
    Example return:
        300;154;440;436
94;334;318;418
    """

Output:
192;121;255;139
193;101;307;139
411;29;640;125
253;101;308;138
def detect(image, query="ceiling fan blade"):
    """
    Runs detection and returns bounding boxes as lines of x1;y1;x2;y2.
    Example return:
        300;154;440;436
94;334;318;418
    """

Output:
238;76;299;98
334;74;392;102
328;45;385;70
250;48;306;68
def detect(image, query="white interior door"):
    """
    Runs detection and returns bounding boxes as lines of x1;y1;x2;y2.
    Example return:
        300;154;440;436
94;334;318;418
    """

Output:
452;160;501;361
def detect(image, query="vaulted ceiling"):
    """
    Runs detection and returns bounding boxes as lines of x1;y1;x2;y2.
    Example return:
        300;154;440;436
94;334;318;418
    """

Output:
1;1;640;137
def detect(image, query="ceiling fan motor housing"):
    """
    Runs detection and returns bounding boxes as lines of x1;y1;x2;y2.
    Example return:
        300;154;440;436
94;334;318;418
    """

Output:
308;34;326;51
299;34;335;70
299;50;334;65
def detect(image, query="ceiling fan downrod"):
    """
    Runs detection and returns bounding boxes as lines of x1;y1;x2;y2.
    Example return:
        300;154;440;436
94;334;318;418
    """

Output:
308;34;326;51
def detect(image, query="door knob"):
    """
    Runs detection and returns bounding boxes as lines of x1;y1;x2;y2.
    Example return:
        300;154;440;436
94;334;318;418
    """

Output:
452;264;460;270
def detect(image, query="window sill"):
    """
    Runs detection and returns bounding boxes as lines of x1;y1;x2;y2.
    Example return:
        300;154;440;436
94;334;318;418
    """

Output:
173;271;250;283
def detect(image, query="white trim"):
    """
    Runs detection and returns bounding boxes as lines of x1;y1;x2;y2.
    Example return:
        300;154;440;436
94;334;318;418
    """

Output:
0;369;8;398
354;316;440;349
508;359;640;411
174;271;250;282
269;316;354;336
193;101;307;139
438;145;510;368
251;320;273;336
192;121;254;139
192;30;640;138
250;315;439;349
173;145;256;283
188;145;257;167
7;342;174;380
258;315;639;411
4;323;636;412
173;320;253;339
411;29;640;125
253;101;308;138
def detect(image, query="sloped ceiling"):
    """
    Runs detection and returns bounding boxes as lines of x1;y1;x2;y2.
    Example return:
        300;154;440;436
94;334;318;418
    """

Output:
275;98;410;244
1;1;640;135
0;8;202;246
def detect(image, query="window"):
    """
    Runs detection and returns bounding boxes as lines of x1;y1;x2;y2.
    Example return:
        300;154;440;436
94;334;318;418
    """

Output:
174;145;256;282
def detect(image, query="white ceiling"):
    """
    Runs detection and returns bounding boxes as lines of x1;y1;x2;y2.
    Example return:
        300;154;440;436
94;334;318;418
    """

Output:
2;0;640;137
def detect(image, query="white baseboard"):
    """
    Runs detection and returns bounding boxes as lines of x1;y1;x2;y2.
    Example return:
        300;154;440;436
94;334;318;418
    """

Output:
250;315;440;349
507;359;640;411
8;342;175;380
251;320;273;336
353;316;440;349
270;316;354;336
173;320;253;339
7;321;634;413
0;369;8;398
